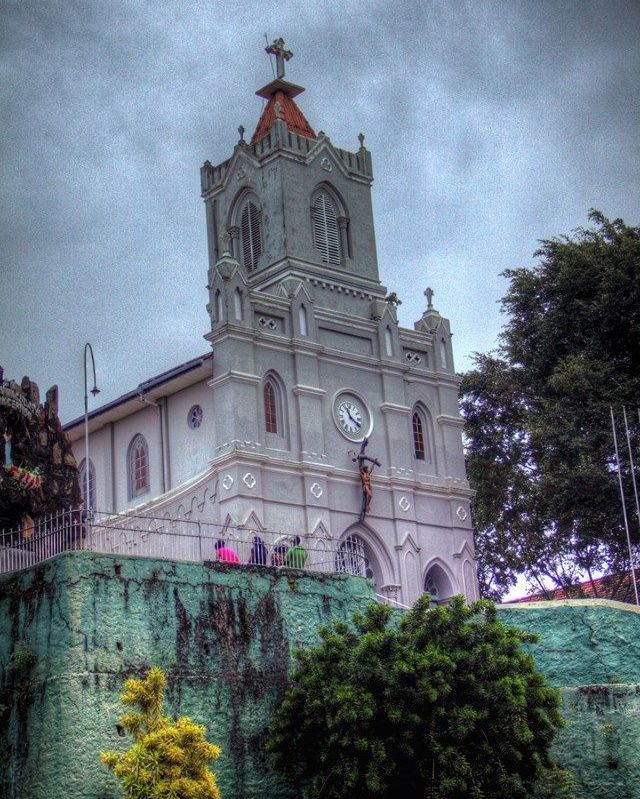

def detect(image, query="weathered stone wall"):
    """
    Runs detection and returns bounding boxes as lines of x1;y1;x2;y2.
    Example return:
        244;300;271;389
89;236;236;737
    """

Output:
498;600;640;799
0;372;80;530
2;554;640;799
0;551;376;799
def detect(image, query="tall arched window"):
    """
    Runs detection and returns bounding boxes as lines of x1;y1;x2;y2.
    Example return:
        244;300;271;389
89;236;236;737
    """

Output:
439;338;448;369
240;200;262;271
78;458;96;510
312;190;341;265
299;304;308;336
412;411;426;460
128;434;149;499
385;326;393;357
264;380;278;434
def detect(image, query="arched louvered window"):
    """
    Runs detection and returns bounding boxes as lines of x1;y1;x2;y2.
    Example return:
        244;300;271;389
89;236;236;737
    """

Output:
312;191;341;265
413;412;426;461
79;458;96;511
128;434;149;499
240;201;262;271
264;380;278;434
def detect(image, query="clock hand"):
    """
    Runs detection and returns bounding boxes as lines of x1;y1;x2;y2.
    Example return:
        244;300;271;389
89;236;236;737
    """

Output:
346;409;361;427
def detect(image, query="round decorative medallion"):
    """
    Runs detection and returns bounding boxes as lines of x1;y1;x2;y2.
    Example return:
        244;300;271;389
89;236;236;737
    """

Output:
332;391;372;442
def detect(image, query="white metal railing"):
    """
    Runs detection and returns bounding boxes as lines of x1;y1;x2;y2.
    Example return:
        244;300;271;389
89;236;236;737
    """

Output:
0;506;370;580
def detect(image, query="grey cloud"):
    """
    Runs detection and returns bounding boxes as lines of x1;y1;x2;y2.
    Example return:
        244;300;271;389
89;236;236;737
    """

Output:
1;0;638;419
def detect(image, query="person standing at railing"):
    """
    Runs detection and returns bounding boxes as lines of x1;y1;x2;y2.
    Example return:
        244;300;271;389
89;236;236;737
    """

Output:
248;535;268;566
215;539;239;564
285;536;308;569
270;543;288;567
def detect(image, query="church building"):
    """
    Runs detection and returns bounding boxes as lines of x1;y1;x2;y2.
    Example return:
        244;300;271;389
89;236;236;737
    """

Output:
64;40;477;607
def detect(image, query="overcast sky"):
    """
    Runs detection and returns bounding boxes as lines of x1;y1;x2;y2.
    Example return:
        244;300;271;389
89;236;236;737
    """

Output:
1;0;639;421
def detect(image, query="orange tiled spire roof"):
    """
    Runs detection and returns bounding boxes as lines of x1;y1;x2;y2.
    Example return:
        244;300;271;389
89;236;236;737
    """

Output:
251;38;316;145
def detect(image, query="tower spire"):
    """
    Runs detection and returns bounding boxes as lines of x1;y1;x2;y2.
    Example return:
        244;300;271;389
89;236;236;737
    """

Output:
251;37;316;145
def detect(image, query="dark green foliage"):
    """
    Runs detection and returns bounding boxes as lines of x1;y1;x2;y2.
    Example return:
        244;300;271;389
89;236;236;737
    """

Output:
269;596;567;799
460;211;640;599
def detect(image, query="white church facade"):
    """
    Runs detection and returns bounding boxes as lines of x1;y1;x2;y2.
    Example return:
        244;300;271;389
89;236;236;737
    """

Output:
64;40;477;607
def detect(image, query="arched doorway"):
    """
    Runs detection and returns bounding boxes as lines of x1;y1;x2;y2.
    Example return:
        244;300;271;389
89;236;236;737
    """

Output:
423;563;454;605
334;533;381;590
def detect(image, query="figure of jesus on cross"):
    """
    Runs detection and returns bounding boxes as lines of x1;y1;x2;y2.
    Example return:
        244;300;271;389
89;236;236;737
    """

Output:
351;437;381;522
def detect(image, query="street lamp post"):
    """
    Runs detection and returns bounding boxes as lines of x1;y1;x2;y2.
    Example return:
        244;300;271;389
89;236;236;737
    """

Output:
83;343;100;520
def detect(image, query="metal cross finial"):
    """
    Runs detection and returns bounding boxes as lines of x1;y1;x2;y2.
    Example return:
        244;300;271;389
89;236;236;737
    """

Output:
424;286;434;310
265;37;293;79
238;125;245;142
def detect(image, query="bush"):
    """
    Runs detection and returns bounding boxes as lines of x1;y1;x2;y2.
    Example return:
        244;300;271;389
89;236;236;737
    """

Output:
101;666;222;799
269;596;569;799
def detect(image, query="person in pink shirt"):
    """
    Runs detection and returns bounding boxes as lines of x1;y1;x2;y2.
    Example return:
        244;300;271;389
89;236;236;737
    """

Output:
215;539;239;563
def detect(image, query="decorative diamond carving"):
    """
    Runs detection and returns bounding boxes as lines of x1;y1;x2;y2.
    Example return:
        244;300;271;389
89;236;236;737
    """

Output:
243;472;256;489
456;506;468;521
222;474;234;490
236;165;247;180
320;157;332;172
310;482;323;498
399;496;410;512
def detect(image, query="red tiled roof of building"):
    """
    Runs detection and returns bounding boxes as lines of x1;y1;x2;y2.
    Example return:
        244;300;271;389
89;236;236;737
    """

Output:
509;571;639;604
251;90;316;145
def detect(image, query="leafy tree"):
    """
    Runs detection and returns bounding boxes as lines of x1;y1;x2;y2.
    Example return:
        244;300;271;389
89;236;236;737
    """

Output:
461;211;640;600
101;667;222;799
268;597;567;799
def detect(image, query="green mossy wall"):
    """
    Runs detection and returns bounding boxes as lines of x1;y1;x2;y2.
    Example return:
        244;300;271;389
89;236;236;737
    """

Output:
2;554;640;799
0;551;376;799
497;601;640;799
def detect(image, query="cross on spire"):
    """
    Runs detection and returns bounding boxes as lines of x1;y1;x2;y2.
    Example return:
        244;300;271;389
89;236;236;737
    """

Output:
265;37;293;79
424;286;434;310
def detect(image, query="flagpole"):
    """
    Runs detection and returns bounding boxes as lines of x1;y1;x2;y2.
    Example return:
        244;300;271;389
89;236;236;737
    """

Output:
610;406;639;605
623;407;640;540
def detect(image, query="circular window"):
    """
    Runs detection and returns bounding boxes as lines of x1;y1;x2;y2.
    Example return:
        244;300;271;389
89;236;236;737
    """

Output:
188;405;203;429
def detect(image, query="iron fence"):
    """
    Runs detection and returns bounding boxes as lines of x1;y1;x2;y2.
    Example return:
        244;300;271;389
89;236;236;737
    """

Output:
0;507;371;580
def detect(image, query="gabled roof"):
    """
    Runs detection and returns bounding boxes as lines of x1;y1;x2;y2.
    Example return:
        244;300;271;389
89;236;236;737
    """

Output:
64;352;213;439
251;89;316;144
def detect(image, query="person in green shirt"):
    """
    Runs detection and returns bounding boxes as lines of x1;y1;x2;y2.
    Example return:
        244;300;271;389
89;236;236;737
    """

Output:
285;536;308;569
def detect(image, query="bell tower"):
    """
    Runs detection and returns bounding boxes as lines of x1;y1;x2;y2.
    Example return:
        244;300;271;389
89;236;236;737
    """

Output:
201;38;381;308
200;40;477;608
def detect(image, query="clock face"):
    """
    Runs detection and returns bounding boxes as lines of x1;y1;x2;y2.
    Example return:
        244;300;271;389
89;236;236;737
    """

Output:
333;392;371;441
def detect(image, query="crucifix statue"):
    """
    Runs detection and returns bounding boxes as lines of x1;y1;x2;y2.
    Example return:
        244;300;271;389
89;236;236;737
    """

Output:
265;37;293;79
350;437;381;522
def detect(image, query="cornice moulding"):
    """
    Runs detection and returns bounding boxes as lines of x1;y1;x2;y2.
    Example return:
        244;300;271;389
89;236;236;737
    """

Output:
208;371;261;389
